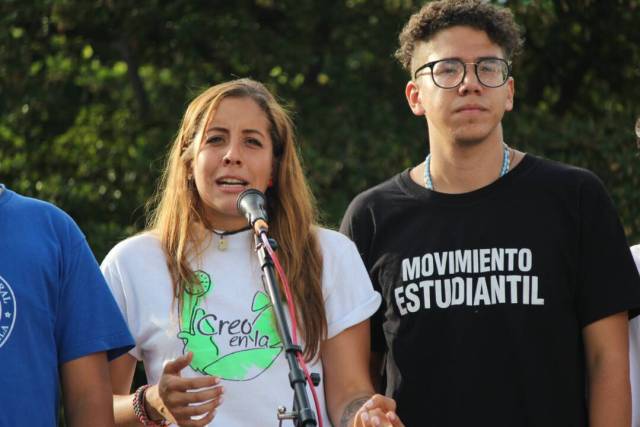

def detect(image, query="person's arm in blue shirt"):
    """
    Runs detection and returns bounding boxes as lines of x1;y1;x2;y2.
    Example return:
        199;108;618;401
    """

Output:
61;351;115;427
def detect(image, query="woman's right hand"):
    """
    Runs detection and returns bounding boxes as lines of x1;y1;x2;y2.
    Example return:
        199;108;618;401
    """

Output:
147;352;224;427
355;394;405;427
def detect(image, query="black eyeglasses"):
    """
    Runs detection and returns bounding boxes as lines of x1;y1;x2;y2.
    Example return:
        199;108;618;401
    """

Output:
414;58;511;88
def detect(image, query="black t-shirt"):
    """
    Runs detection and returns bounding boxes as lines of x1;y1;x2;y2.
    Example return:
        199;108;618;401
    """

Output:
340;154;640;427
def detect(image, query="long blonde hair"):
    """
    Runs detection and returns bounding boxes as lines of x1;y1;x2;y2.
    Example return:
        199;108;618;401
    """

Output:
147;79;325;360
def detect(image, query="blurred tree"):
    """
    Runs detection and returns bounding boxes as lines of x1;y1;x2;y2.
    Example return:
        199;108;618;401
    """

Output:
0;0;638;262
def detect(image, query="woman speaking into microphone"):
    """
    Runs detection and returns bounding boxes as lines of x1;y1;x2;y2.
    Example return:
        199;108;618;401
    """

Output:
101;78;403;427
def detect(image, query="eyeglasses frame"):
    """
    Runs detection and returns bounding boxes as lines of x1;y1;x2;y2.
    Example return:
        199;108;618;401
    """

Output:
413;57;512;89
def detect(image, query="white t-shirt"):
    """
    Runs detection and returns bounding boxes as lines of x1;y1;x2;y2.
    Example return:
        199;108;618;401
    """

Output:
101;227;381;427
631;245;640;427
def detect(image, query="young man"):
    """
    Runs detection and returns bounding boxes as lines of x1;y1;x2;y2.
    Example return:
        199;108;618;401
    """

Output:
0;184;134;426
340;1;640;425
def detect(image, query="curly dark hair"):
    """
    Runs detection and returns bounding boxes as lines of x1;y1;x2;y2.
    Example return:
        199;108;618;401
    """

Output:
395;0;524;73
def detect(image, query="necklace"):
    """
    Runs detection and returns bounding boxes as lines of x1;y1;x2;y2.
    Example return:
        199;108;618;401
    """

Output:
424;144;511;190
212;226;251;251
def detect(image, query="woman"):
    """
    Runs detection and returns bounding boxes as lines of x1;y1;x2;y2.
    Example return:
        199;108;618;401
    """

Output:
102;79;403;427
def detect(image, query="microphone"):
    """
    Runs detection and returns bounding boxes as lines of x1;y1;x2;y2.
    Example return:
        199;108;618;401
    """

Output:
237;189;269;235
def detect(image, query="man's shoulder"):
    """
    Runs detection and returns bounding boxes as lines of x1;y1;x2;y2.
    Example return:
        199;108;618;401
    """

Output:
4;190;84;241
347;170;409;212
526;155;602;184
520;155;606;197
9;190;71;219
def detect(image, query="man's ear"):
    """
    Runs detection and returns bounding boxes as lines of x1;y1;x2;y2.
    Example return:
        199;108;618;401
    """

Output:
505;77;515;112
405;80;426;116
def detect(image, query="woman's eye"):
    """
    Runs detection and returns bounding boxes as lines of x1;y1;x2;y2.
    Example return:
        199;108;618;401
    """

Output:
206;135;224;144
247;138;263;147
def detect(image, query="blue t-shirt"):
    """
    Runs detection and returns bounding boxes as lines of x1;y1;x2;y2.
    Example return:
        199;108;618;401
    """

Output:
0;185;134;426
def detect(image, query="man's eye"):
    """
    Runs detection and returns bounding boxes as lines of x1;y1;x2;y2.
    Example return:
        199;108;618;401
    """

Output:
480;65;498;73
479;60;504;73
435;64;459;75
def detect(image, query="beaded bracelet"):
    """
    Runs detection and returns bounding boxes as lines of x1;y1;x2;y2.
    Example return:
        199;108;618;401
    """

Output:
132;384;170;426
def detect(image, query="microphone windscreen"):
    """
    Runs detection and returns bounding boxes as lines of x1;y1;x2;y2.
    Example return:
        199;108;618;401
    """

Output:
236;188;268;227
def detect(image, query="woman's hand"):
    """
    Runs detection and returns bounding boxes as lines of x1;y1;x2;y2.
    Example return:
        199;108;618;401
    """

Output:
354;394;404;427
321;321;404;427
149;352;224;427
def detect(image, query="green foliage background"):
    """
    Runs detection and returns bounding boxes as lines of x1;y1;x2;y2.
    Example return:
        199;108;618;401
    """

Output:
0;0;639;424
2;0;639;259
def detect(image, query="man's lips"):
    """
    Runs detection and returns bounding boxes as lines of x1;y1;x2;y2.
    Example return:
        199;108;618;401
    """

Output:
454;104;487;113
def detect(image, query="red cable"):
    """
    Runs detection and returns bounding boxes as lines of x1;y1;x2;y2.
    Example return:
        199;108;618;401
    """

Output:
261;233;324;427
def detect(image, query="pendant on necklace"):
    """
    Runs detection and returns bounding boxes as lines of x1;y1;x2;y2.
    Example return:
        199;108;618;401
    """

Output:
218;236;228;251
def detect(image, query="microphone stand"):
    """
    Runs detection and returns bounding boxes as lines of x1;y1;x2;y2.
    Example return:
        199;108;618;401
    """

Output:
253;233;318;427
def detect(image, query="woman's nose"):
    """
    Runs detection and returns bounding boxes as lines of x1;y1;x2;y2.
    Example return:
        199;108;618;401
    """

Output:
222;142;242;165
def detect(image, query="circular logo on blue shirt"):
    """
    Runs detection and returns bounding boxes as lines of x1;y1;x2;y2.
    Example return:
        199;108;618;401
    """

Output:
0;275;17;348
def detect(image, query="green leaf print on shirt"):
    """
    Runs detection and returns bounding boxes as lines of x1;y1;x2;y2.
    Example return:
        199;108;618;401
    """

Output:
178;270;283;381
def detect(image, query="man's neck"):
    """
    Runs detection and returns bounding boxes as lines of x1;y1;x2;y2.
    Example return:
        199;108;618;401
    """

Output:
410;136;512;194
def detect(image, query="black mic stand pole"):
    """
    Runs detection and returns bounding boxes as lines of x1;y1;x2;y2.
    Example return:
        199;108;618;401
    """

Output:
253;233;318;427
